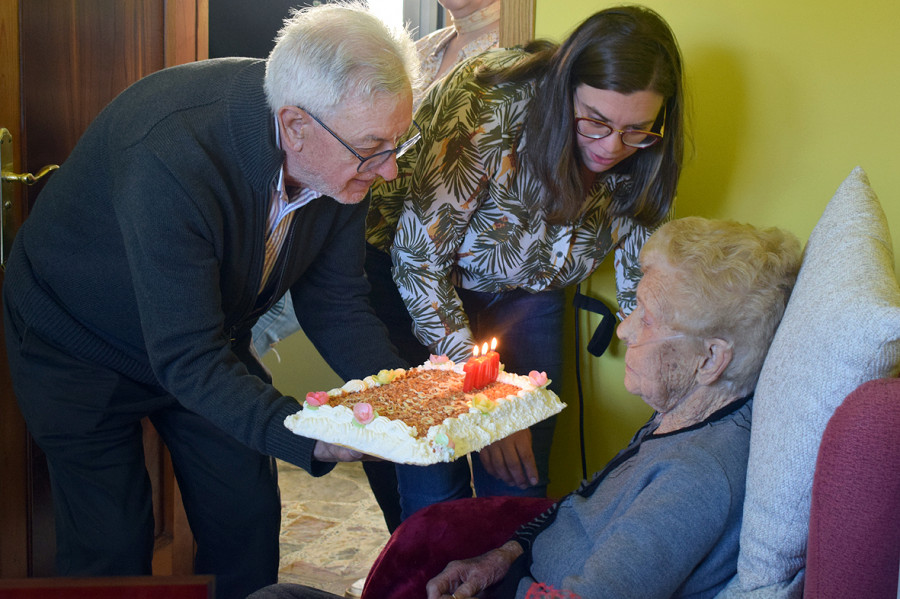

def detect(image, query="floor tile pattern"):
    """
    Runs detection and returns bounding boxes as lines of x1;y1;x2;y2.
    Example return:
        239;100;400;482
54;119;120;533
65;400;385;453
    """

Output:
276;460;390;596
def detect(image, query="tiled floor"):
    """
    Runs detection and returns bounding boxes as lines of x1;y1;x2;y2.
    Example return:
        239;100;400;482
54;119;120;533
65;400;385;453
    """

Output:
276;460;391;596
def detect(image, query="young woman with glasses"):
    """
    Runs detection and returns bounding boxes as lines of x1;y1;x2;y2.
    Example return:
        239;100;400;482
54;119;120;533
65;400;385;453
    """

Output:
364;4;687;521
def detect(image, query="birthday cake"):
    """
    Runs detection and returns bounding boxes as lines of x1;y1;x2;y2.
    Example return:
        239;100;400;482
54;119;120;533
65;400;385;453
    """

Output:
283;356;566;465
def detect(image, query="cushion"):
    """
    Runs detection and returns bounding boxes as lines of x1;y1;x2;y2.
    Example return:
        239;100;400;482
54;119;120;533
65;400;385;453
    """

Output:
360;496;554;599
803;378;900;599
720;166;900;598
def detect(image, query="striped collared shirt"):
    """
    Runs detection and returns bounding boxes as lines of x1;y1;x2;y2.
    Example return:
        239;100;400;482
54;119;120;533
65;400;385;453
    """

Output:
260;115;323;292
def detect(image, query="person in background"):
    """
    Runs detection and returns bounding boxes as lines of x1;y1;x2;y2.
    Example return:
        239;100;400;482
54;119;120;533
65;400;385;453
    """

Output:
246;216;803;599
415;0;501;109
364;4;687;522
2;4;419;598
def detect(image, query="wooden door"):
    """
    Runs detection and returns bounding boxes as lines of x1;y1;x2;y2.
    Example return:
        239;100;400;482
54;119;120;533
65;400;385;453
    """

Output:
0;0;207;579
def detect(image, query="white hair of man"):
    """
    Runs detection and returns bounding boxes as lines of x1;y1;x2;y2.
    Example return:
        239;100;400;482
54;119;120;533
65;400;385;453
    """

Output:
264;1;421;118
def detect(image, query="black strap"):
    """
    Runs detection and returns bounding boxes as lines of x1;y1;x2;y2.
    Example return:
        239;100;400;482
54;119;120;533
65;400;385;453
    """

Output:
572;284;616;480
572;287;616;357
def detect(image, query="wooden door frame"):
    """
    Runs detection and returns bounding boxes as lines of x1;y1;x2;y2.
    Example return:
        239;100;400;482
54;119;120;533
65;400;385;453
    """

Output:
500;0;535;47
0;0;28;578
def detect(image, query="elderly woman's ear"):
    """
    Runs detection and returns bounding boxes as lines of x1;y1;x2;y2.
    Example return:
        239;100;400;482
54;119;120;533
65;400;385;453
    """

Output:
695;338;733;386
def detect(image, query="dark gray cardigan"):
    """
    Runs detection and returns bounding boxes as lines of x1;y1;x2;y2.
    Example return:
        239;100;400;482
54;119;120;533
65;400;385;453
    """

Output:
4;58;405;474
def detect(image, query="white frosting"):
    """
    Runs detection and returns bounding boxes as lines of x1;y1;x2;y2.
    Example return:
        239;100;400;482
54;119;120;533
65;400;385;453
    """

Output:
284;359;566;465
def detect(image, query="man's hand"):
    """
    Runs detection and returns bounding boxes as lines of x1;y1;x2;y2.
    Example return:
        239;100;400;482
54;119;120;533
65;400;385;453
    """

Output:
425;541;523;599
478;429;539;489
312;440;365;462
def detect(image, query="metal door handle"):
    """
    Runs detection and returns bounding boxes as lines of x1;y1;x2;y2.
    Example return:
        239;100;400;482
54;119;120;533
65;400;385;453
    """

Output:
1;127;59;269
2;163;59;185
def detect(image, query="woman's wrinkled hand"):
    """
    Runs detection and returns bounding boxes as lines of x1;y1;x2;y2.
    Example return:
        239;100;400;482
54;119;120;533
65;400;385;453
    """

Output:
425;541;524;599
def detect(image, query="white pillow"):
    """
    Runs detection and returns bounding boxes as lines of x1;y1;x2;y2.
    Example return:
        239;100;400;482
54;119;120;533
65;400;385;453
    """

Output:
719;167;900;598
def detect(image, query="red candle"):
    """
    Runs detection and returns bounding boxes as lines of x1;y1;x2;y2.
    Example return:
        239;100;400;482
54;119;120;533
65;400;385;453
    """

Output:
463;339;501;392
477;342;489;388
484;338;500;384
463;344;488;392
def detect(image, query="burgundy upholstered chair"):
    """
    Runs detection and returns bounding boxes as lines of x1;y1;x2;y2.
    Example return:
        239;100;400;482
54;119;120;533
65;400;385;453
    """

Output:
361;495;554;599
803;377;900;599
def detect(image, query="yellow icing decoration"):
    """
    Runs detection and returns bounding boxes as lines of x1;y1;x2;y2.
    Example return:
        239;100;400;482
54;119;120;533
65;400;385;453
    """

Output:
471;393;496;413
374;369;396;385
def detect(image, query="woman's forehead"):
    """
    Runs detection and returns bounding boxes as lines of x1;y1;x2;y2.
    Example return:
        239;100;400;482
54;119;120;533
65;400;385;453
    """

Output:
636;265;678;318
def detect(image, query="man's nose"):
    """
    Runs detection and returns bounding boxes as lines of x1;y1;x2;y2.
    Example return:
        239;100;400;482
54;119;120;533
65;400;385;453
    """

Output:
374;154;399;182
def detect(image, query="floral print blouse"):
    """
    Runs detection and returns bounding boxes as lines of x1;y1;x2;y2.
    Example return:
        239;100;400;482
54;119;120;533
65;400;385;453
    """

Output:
366;48;655;363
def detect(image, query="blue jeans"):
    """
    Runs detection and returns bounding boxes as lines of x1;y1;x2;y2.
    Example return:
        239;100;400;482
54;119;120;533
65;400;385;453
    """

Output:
365;246;565;521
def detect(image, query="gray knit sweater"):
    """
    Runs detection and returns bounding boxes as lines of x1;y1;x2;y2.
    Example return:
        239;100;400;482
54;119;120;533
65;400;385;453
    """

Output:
511;397;752;599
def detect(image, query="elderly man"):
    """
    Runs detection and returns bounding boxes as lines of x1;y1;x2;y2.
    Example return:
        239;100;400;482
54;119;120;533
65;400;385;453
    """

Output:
2;3;419;598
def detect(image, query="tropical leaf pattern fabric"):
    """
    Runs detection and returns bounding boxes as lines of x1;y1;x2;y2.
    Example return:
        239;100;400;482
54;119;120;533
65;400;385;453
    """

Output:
366;49;657;363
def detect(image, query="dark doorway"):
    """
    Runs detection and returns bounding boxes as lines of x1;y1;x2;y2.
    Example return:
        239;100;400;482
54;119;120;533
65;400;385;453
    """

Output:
209;0;319;59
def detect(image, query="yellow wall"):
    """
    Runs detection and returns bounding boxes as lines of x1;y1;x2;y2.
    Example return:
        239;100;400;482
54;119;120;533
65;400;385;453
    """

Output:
266;0;900;497
543;0;900;494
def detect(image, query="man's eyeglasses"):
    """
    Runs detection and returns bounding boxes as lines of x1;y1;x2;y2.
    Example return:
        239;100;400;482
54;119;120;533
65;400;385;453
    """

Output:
298;107;422;174
574;117;663;149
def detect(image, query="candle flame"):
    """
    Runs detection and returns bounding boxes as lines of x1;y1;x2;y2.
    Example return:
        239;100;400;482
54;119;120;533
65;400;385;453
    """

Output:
491;337;497;351
472;344;480;357
481;342;489;355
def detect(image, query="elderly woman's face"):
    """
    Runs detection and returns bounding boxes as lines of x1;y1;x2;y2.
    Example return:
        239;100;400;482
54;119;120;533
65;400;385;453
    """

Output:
616;263;702;414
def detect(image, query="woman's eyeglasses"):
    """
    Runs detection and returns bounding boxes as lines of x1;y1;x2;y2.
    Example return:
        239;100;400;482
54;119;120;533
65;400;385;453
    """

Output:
574;117;663;149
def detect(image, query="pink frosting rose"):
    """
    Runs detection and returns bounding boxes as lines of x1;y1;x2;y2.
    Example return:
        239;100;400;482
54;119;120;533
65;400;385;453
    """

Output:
353;402;376;425
429;354;450;364
528;371;549;387
305;391;330;407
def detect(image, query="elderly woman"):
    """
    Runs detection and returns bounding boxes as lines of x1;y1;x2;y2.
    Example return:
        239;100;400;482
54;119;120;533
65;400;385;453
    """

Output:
422;216;802;599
